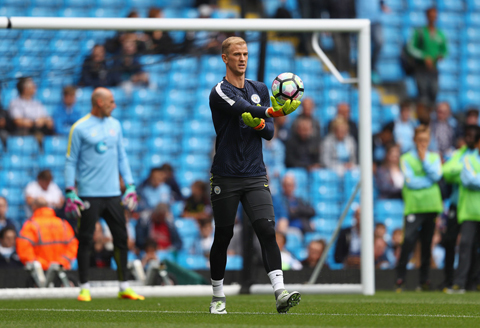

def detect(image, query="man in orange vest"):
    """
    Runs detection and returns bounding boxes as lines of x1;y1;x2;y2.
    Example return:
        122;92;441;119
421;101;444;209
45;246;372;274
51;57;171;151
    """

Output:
17;198;78;272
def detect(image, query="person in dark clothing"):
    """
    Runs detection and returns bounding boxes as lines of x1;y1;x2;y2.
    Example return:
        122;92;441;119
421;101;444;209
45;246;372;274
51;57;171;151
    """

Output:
0;227;22;268
145;8;176;54
334;207;361;268
290;97;322;145
372;122;395;167
160;163;184;201
135;203;182;251
207;36;302;314
79;45;114;88
182;180;212;222
375;144;404;199
327;0;356;72
278;174;316;234
285;116;321;170
327;102;358;142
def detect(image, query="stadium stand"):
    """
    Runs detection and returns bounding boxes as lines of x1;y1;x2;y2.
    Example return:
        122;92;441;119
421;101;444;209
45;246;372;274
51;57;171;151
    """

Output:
1;0;478;271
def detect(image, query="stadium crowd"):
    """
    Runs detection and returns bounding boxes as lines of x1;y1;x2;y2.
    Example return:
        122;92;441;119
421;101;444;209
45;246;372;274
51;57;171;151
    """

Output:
0;0;480;292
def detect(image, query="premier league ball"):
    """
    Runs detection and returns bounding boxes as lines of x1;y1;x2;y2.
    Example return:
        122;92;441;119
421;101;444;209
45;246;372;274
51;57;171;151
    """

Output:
271;72;304;105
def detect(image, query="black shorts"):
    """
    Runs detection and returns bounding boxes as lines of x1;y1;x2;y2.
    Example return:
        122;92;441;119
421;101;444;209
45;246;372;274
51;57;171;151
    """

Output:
210;175;275;227
77;196;127;245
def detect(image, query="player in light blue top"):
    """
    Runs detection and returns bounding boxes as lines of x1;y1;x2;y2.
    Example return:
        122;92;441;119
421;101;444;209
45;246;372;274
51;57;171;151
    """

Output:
64;87;143;302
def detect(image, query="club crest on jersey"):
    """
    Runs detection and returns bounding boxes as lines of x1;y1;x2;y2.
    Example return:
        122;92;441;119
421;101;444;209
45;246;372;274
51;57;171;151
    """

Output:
251;94;261;104
214;186;221;194
95;141;108;154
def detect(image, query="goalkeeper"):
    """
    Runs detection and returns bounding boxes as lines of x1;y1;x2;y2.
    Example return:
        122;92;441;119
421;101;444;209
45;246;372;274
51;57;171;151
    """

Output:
208;36;301;314
65;87;143;302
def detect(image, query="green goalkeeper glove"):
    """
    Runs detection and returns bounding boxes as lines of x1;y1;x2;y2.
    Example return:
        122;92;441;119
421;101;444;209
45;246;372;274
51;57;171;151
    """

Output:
266;96;301;118
242;112;265;130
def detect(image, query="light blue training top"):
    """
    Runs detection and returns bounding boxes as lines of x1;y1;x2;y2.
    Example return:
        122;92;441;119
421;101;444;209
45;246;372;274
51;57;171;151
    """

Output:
65;114;134;197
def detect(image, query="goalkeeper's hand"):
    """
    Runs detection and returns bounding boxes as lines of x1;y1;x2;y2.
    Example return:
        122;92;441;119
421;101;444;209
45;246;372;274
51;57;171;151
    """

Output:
242;112;265;130
122;184;138;211
65;188;85;220
266;96;301;118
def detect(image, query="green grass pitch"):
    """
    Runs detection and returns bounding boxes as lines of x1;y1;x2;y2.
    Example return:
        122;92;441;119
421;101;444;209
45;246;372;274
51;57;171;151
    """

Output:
1;292;480;327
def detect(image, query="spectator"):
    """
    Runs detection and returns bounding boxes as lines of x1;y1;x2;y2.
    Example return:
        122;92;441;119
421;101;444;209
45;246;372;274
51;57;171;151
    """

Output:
285;117;321;170
328;102;358;141
160;163;183;201
0;103;10;145
396;124;443;291
374;222;387;241
465;108;479;126
0;196;18;232
195;218;214;258
301;239;326;270
141;238;158;267
276;174;316;234
387;228;403;267
53;86;82;136
430;102;456;159
327;0;356;72
104;11;148;55
276;232;303;270
322;117;357;176
182;180;212;222
110;33;149;90
334;207;361;268
8;77;54;136
79;45;114;88
355;0;390;84
91;221;113;268
137;167;172;212
393;100;418;154
145;8;176;54
135;203;182;251
407;7;447;105
24;170;64;217
372;122;394;166
290;97;322;144
0;227;22;268
375;144;404;199
183;5;230;54
16;198;78;270
374;237;390;269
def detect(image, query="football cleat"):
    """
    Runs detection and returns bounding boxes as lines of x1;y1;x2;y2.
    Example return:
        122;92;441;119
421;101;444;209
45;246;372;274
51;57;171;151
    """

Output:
118;288;145;300
276;290;301;314
445;285;465;294
209;301;227;314
77;288;91;302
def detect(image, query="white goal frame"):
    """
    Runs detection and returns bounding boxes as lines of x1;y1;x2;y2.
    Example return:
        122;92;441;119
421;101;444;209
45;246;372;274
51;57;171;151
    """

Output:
0;17;374;296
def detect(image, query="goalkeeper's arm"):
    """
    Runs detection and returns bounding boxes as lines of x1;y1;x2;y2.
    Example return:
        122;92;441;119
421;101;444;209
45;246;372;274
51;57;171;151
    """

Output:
242;112;274;140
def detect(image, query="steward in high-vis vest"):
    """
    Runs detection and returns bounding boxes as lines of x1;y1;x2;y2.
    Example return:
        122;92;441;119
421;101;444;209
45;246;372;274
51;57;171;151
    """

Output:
448;130;480;293
17;198;78;270
441;125;478;290
396;125;442;291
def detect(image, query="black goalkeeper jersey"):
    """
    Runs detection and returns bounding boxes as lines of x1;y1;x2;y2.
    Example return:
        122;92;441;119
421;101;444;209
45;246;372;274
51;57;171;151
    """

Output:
209;77;274;177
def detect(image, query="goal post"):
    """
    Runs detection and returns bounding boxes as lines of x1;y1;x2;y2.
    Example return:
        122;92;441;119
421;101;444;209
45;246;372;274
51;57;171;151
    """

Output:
0;17;374;296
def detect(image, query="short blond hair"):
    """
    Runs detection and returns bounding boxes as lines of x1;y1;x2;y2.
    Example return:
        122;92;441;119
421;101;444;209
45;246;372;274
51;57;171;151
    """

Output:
414;124;430;138
331;117;348;131
222;36;246;55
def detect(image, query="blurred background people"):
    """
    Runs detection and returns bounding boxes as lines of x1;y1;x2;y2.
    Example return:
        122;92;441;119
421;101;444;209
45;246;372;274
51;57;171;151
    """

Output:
54;86;82;136
285;117;320;170
0;227;22;268
375;144;404;199
182;180;212;222
24;170;64;217
322;117;357;176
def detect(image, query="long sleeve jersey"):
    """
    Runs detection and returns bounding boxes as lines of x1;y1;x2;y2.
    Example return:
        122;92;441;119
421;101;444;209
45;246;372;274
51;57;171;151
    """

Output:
209;77;274;177
65;114;133;197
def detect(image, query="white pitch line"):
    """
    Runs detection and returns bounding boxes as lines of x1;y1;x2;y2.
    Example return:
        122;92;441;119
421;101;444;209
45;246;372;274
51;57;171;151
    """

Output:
0;308;479;319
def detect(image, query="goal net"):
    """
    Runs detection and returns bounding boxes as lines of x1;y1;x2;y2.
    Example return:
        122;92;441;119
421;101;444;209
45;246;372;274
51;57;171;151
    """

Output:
0;14;373;297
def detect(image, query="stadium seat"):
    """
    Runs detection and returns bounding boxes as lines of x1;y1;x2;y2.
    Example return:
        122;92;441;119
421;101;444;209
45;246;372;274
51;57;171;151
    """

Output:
90;8;125;18
462;89;480;107
193;103;212;121
438;0;465;11
122;137;144;156
461;59;480;73
28;7;60;17
43;136;68;154
0;6;27;17
315;202;341;220
462;74;480;89
380;13;404;27
380;42;402;59
147;136;179;154
0;170;32;188
407;0;434;11
225;255;243;270
439;74;459;91
199;72;223;88
177;251;208;270
404;11;428;27
132;88;161;106
1;187;24;206
148;120;181;138
178;170;210;190
467;0;480;11
121;120;145;138
171;57;198;72
385;0;404;11
169;71;200;89
7;136;40;155
266;56;294;73
375;199;404;219
438;13;464;29
183;120;214;137
377;60;404;82
39;154;66;170
145;153;175;169
312;218;338;234
200;55;224;72
182;136;213;154
180;154;211;171
59;8;91;17
381;104;400;125
294;56;323;76
437;58;458;74
64;0;96;7
466;12;480;27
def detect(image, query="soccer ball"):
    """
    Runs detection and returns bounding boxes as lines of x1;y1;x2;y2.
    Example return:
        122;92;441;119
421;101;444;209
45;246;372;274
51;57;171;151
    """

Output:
271;72;304;105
